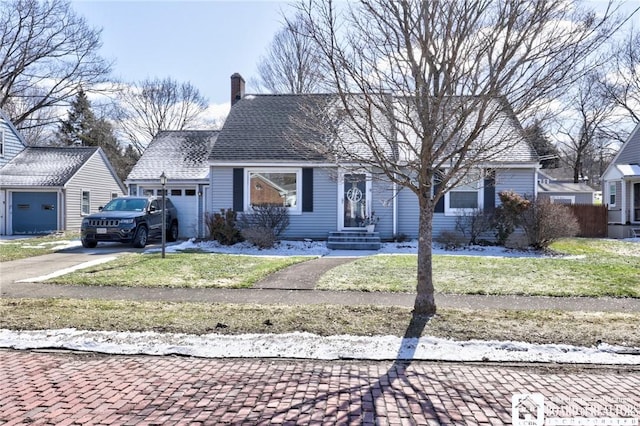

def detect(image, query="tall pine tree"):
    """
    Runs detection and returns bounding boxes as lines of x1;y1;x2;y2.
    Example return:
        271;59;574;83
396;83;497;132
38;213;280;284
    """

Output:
57;89;139;180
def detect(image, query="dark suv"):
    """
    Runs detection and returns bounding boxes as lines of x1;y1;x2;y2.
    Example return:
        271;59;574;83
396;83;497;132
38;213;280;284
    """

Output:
81;196;179;248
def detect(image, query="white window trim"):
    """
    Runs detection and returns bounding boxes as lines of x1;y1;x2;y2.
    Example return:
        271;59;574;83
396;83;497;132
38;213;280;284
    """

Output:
444;176;484;216
245;168;302;214
608;182;617;207
550;195;575;205
81;190;91;216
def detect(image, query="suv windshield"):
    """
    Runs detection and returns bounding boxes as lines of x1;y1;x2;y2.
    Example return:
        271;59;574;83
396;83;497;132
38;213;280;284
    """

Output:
102;198;147;212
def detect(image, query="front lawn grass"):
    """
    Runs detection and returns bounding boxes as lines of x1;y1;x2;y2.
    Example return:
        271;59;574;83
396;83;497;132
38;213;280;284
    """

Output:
0;232;79;262
47;253;312;288
2;298;638;347
317;238;640;297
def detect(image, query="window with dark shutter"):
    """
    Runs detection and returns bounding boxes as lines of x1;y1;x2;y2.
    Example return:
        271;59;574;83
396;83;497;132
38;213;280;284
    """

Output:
302;168;313;212
233;168;244;211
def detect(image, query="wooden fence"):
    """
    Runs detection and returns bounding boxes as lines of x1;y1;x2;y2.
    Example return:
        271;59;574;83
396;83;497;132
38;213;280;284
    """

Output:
568;204;608;238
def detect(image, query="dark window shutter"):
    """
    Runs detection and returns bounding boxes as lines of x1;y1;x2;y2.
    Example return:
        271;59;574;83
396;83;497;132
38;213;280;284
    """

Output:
302;168;313;212
434;182;445;213
233;168;244;211
484;173;496;213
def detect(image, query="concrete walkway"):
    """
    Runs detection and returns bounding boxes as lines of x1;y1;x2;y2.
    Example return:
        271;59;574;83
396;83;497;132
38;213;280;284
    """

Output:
2;251;640;312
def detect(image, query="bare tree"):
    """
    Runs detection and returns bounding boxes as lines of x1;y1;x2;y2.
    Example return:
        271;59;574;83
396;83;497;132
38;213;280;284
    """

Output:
112;77;208;153
254;13;324;94
555;72;620;185
0;0;111;133
600;28;640;124
296;0;623;315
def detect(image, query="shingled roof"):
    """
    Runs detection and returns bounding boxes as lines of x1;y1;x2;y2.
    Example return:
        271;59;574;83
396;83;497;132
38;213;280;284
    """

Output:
210;94;336;164
128;130;218;181
211;93;537;165
0;146;100;186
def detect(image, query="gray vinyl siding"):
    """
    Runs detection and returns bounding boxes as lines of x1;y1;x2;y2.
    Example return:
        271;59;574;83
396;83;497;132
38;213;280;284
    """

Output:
606;180;622;222
210;167;235;213
396;167;536;239
370;176;395;239
285;168;337;239
495;168;536;199
210;166;338;239
615;126;640;165
0;120;26;168
64;153;125;231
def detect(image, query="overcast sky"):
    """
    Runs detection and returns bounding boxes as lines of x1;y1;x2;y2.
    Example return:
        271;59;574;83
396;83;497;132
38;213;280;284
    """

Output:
73;0;292;116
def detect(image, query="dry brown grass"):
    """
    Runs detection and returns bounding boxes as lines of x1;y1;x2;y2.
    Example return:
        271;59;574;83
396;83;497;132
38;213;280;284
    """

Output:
2;298;637;347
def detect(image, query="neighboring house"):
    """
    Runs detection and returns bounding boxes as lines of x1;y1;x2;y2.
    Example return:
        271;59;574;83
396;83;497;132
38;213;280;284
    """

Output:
602;123;640;238
0;109;126;235
126;130;219;238
537;168;596;205
0;146;126;235
208;74;539;242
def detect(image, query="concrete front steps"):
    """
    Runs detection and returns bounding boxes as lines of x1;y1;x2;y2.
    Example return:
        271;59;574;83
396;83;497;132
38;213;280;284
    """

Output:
326;231;381;250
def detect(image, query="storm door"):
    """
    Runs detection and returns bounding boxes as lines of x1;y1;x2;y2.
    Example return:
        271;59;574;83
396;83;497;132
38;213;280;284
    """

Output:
340;172;369;229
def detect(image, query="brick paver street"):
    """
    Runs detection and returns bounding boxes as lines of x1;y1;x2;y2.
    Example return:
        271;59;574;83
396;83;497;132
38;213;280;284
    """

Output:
1;350;638;425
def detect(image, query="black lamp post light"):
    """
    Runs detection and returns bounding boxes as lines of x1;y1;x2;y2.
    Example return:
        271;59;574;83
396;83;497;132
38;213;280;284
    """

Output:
160;171;167;259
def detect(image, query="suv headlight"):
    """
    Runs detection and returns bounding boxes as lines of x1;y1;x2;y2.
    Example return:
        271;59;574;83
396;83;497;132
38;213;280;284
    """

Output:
119;218;135;224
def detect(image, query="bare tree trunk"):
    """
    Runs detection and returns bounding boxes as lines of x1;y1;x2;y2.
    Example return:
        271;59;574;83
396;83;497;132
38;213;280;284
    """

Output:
415;196;436;316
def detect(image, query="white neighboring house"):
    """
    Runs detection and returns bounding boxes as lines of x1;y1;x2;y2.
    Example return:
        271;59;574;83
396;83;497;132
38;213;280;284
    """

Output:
602;123;640;238
125;130;219;239
0;109;126;235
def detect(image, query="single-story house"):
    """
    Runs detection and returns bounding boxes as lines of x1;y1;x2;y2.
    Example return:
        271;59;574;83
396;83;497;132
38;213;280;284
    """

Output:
0;110;126;234
126;130;218;239
602;123;640;238
208;74;539;244
537;168;597;205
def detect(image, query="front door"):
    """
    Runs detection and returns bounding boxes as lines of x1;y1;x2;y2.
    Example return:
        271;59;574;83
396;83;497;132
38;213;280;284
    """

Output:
340;172;369;229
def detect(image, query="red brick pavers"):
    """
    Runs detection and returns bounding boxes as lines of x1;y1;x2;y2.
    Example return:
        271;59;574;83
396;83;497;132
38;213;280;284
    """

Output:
1;349;638;425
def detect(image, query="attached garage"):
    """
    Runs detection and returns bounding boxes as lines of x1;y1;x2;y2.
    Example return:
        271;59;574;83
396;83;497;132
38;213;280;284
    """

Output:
125;130;218;239
167;188;200;238
11;192;59;234
133;186;202;239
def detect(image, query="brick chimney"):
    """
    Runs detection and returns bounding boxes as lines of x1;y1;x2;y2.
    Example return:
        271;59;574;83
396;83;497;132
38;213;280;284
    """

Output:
230;73;245;106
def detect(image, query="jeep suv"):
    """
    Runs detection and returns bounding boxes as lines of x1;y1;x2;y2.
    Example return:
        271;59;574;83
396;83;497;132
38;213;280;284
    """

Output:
81;196;179;248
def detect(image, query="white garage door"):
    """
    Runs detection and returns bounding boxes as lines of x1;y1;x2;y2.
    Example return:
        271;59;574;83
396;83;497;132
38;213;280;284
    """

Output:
168;188;199;239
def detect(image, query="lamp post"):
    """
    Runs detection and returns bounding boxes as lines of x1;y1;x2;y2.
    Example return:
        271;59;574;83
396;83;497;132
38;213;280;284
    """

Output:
160;171;167;259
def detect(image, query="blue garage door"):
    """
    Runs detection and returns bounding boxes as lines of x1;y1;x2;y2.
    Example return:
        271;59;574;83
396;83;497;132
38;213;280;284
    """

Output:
12;192;58;234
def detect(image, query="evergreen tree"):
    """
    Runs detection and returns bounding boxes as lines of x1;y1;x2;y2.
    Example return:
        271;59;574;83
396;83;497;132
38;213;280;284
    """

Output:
524;121;560;169
58;89;95;146
57;90;138;180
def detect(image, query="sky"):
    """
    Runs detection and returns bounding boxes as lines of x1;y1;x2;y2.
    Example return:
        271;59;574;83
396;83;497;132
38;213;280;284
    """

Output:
72;0;293;117
71;0;640;125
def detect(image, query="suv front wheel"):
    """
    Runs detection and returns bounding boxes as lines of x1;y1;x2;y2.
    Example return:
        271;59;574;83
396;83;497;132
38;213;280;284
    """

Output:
81;237;97;248
167;221;179;242
132;226;148;248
